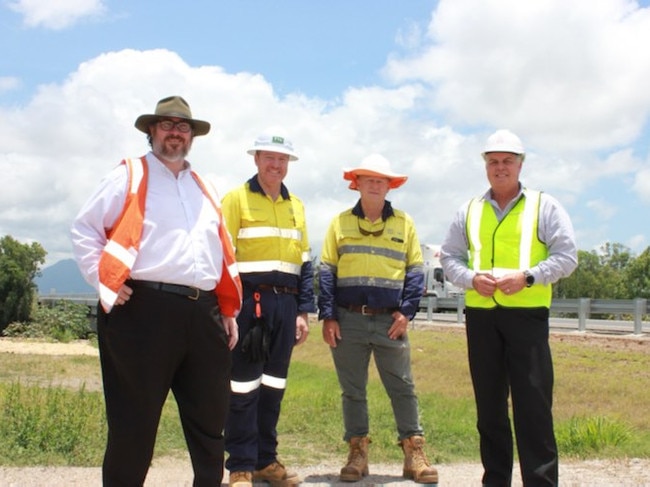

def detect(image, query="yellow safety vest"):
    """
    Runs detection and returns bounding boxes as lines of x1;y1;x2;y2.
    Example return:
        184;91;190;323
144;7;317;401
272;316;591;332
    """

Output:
464;189;551;308
323;208;420;288
97;156;242;315
221;182;310;276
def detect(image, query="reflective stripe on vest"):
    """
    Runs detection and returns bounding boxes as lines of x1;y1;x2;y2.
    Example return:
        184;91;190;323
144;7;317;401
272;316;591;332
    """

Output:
465;189;551;308
97;157;147;312
97;157;242;315
228;186;307;276
334;210;412;289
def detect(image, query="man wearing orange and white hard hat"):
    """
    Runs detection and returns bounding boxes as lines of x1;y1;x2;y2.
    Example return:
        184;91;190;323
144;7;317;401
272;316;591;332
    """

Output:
318;154;439;484
222;130;315;487
440;129;578;486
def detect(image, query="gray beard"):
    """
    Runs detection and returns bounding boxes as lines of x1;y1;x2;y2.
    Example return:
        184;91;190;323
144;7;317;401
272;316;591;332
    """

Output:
155;138;190;163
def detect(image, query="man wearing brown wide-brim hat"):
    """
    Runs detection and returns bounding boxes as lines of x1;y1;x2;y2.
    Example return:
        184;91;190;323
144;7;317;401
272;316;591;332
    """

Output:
71;95;242;486
135;95;211;136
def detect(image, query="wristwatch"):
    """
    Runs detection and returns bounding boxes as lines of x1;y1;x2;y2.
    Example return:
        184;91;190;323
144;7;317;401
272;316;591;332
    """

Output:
523;270;535;287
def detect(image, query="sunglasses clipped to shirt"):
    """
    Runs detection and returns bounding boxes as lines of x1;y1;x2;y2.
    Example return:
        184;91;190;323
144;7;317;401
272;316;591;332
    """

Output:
357;217;385;237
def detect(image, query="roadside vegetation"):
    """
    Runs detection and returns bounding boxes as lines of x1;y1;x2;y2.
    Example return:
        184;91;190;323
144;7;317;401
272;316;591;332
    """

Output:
0;235;648;466
1;322;648;467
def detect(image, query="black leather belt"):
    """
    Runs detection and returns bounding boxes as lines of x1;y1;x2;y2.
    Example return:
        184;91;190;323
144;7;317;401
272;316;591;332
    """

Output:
128;280;213;300
257;284;299;295
347;305;396;316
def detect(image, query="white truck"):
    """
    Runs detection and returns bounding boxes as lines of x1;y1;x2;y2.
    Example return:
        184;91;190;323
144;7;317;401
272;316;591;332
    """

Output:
419;243;464;311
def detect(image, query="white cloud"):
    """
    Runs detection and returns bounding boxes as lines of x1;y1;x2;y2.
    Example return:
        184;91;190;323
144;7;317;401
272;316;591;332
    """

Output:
586;199;617;221
628;234;647;253
383;0;650;152
3;0;650;267
0;77;21;93
633;166;650;202
8;0;106;29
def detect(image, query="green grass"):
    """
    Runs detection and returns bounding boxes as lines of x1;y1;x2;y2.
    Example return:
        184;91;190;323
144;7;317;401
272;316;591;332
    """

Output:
1;323;649;466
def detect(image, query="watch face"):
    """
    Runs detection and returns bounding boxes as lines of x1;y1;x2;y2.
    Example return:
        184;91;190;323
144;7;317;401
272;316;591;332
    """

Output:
525;272;534;286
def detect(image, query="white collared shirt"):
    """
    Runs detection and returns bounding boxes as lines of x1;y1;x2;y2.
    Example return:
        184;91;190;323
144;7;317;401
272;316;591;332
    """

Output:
71;152;223;291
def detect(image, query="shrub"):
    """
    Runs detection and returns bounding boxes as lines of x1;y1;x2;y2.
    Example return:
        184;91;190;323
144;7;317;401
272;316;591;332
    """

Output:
557;415;632;456
2;301;93;342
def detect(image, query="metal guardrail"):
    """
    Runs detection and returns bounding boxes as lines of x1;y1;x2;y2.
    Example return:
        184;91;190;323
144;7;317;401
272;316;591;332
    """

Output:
420;296;650;335
39;293;650;335
39;294;98;307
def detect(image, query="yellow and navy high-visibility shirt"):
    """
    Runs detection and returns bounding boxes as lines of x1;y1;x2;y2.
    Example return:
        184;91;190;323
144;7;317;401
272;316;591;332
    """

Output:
221;176;315;313
465;189;552;309
318;200;424;320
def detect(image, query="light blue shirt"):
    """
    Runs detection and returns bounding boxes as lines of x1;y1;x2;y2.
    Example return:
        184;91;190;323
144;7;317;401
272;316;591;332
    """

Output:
440;185;578;289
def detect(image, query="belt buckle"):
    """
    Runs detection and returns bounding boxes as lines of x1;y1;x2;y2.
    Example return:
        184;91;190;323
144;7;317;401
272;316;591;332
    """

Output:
272;285;283;294
188;287;200;300
361;305;371;316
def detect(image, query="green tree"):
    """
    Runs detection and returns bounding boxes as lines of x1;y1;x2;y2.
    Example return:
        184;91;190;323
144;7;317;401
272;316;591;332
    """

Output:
554;250;602;298
0;235;46;331
554;242;630;299
623;246;650;298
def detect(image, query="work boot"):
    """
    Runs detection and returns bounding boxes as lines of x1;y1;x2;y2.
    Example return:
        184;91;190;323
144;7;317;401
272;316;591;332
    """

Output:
229;470;253;487
400;435;439;484
253;460;300;486
340;436;371;482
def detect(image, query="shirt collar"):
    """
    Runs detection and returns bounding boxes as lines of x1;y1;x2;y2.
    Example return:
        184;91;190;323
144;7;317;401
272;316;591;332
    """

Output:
247;175;290;200
351;199;395;220
147;151;191;174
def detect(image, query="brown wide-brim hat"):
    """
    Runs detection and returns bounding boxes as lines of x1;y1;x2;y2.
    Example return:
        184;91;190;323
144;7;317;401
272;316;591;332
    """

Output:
134;95;211;136
343;153;408;190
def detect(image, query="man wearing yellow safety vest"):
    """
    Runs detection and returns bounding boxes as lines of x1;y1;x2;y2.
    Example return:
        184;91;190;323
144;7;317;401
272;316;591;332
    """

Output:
440;129;577;486
71;96;242;486
318;154;439;484
222;131;315;487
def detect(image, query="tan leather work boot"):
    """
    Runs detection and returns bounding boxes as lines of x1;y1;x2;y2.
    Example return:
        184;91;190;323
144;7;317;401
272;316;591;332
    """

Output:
340;436;371;482
400;435;439;484
229;470;253;487
253;460;300;486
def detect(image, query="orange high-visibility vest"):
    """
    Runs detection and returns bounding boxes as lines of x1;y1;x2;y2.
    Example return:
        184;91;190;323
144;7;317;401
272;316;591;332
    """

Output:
97;156;242;315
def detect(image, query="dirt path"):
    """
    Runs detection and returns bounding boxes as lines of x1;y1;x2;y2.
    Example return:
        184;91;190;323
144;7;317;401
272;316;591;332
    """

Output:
1;456;650;486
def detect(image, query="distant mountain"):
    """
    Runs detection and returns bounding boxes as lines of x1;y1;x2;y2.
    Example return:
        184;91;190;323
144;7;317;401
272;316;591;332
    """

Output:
36;258;95;295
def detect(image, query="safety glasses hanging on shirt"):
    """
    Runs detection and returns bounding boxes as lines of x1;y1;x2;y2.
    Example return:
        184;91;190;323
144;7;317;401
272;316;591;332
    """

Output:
357;218;385;237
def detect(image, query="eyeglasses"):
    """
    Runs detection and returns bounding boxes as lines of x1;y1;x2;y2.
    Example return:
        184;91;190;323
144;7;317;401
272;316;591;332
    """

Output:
357;218;385;237
157;119;192;133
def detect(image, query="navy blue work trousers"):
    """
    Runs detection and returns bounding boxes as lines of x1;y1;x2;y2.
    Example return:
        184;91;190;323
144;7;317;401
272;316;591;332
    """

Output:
465;306;558;487
97;286;231;487
225;290;298;472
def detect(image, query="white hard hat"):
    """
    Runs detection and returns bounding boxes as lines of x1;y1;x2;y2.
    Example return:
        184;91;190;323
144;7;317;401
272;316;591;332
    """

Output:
482;129;525;156
247;131;299;161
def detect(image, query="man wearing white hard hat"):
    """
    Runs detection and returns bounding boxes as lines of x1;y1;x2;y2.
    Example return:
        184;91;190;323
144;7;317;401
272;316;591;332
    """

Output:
318;154;439;484
440;130;577;486
222;131;315;487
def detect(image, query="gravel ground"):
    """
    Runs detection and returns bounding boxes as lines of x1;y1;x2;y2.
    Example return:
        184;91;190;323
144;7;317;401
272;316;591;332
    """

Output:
1;334;649;486
1;456;650;486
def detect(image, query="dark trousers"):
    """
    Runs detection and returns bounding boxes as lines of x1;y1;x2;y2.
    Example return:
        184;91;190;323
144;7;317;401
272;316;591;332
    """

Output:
97;286;231;487
465;307;558;487
225;290;297;472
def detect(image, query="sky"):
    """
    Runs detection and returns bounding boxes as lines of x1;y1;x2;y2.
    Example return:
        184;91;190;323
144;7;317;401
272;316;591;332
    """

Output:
2;0;650;269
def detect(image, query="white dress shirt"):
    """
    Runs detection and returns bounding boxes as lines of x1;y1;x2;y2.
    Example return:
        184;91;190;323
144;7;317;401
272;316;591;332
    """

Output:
71;152;224;291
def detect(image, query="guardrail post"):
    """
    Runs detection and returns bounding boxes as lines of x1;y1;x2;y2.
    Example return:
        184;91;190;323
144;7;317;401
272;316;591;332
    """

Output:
456;294;464;324
578;298;590;332
427;297;437;321
634;298;647;335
